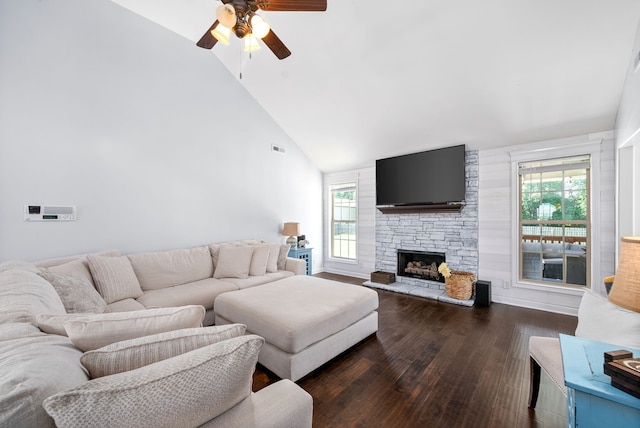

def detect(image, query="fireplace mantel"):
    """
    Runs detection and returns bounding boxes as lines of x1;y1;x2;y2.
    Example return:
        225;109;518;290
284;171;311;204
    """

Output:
376;203;464;214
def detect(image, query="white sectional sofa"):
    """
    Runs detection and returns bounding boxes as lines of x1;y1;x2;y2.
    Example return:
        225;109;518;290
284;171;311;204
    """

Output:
0;241;312;427
34;241;306;325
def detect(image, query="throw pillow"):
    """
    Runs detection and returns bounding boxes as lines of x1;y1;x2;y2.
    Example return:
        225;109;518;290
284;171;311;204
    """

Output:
87;254;144;304
43;335;265;428
62;305;206;351
37;313;92;336
213;246;254;279
81;324;247;378
249;245;270;276
575;288;640;349
277;244;291;271
266;243;281;273
39;272;106;314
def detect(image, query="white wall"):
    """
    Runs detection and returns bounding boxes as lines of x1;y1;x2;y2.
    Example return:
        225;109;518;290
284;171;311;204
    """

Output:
322;168;376;278
615;18;640;242
478;132;616;315
0;0;323;263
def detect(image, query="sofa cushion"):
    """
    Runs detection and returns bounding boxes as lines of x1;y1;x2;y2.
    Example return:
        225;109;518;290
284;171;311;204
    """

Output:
44;258;95;286
0;331;89;428
43;335;264;428
249;245;270;276
0;270;66;325
62;305;206;351
0;260;41;274
213;246;254;279
39;272;106;314
277;244;291;270
219;270;294;289
127;247;214;291
80;324;247;378
136;278;238;310
266;243;281;273
87;255;144;304
104;298;146;313
209;240;263;271
34;249;121;269
575;288;640;349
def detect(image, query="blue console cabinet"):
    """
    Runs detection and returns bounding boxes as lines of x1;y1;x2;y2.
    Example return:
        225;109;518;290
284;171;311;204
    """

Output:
288;247;312;276
560;334;640;428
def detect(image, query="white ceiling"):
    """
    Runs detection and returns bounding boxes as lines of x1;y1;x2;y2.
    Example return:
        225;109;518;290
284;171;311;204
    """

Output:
110;0;640;172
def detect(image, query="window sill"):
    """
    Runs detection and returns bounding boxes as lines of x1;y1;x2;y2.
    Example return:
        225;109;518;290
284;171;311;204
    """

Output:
327;257;358;265
513;279;587;296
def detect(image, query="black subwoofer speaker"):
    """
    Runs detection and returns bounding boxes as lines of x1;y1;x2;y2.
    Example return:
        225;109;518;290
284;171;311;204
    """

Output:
475;280;491;306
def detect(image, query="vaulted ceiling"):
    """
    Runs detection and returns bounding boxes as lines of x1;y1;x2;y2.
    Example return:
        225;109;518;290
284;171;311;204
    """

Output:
111;0;640;172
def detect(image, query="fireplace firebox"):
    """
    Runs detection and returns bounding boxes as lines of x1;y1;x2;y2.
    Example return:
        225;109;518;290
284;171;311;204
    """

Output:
397;250;446;283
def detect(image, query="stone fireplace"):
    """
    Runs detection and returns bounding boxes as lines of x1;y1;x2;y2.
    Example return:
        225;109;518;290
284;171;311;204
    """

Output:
374;150;479;292
397;250;446;283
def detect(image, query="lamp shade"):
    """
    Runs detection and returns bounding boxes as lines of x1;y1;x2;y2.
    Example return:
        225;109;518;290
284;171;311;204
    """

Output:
211;23;231;45
244;34;261;52
282;222;301;237
216;4;237;28
608;236;640;312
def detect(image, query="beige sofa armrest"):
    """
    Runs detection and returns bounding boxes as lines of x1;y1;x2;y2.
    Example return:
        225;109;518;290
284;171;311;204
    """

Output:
199;379;313;428
285;257;306;275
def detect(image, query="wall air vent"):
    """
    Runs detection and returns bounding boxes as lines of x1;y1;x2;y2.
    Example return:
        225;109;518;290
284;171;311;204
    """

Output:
271;144;286;154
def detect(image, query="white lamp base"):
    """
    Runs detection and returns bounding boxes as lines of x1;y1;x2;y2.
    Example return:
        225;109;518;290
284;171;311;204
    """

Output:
286;236;297;249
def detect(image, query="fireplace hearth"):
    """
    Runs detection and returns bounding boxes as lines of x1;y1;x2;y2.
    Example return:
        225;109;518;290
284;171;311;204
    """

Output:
397;250;446;283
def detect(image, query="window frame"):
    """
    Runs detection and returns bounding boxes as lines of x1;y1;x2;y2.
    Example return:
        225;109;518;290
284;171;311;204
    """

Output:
518;156;591;288
510;141;603;296
328;181;358;262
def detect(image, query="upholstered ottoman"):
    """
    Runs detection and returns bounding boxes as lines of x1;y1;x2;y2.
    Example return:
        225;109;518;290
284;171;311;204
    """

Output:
214;275;379;381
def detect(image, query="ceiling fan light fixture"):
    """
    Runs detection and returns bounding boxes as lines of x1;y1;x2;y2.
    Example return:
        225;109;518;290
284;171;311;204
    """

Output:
211;23;231;45
250;14;270;39
234;21;251;38
244;34;261;52
216;4;237;28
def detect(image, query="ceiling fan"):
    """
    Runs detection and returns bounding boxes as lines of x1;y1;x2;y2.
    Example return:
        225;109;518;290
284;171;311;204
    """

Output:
197;0;327;60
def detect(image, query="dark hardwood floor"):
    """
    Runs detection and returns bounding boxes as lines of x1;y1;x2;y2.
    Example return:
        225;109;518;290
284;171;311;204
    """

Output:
252;273;577;427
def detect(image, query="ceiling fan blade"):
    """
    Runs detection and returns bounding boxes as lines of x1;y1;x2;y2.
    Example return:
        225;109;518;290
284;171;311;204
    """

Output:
196;20;220;49
262;29;291;60
259;0;327;12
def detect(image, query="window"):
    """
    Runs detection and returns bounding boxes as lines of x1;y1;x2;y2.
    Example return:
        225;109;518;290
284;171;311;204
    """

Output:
330;183;356;260
518;156;590;287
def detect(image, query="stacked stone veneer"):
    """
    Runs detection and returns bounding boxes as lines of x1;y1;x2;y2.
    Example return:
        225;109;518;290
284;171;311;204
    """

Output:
375;150;479;291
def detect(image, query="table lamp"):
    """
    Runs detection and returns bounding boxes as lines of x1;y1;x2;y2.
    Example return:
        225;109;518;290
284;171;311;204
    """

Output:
282;222;301;249
608;236;640;312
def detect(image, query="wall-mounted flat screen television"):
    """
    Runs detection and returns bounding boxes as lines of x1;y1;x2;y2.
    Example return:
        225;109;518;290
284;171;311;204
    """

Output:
376;144;466;207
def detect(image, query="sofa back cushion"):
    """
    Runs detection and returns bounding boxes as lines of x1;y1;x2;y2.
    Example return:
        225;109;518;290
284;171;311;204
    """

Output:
38;305;206;351
575;288;640;349
0;329;89;428
43;335;264;428
80;324;247;378
128;247;214;291
0;269;66;325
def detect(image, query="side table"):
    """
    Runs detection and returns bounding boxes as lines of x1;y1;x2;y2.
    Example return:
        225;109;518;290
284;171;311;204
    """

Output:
560;334;640;428
288;247;312;276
